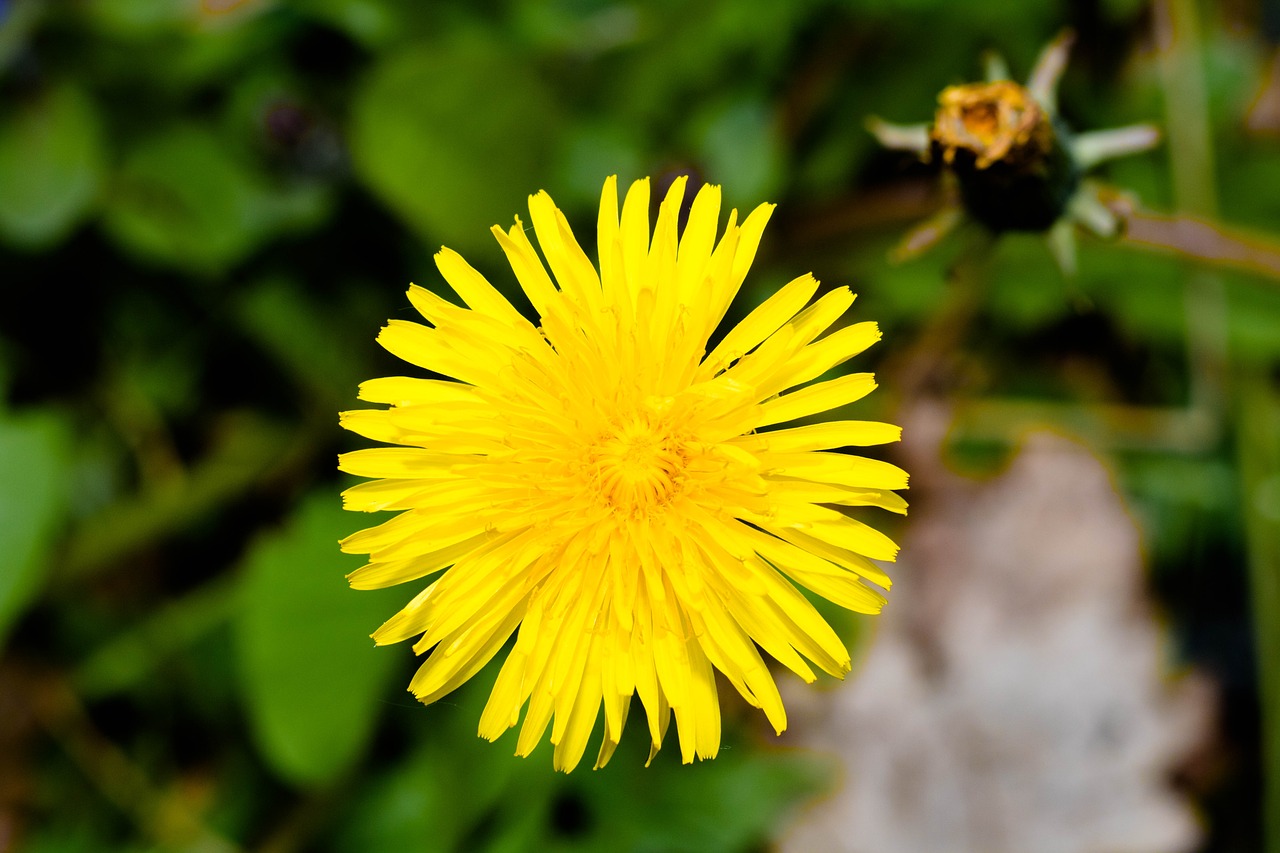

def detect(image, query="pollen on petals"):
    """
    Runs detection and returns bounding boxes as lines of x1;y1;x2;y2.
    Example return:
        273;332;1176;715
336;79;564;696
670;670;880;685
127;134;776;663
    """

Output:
338;175;907;772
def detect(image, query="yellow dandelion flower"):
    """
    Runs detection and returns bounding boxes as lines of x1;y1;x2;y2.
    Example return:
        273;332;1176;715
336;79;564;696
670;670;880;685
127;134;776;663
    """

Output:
338;176;908;772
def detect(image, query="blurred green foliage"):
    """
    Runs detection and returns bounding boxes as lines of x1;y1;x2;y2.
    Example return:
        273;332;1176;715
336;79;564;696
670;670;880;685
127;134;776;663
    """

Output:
2;0;1279;851
351;35;559;252
0;82;102;247
235;492;402;787
0;409;71;644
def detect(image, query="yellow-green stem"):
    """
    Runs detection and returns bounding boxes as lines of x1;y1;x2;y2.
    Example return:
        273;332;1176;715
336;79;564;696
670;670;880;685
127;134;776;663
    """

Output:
1238;370;1280;852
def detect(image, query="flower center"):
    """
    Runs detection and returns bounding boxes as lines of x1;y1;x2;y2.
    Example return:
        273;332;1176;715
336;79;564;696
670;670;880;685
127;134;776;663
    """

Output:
588;418;687;517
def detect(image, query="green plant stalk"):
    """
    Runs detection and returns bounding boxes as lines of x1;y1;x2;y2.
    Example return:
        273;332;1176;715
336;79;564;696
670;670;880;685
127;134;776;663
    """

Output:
889;228;997;404
1239;371;1280;852
73;572;239;699
1155;0;1229;421
56;411;326;583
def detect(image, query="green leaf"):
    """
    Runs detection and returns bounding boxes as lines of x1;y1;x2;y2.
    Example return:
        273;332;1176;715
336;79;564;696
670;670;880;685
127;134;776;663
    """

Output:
101;125;329;274
350;35;559;253
0;410;72;647
553;121;645;210
235;491;403;787
692;96;785;207
0;84;105;248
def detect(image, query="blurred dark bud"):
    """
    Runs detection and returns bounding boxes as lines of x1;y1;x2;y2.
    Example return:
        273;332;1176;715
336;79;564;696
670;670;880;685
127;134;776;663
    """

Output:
260;99;343;178
868;29;1159;274
263;100;310;151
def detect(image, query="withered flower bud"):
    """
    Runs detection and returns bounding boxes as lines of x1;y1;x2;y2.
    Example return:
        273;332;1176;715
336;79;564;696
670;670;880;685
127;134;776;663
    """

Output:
929;81;1077;232
867;30;1159;272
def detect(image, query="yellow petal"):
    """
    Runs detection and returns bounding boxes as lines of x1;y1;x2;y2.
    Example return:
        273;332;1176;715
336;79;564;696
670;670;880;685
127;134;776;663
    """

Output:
356;376;477;407
765;450;910;491
703;273;819;376
735;420;902;453
757;373;878;426
409;595;528;704
433;247;530;329
529;190;602;313
490;216;559;317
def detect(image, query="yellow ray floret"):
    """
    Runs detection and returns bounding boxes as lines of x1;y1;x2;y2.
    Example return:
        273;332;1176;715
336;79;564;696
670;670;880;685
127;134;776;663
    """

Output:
339;176;907;772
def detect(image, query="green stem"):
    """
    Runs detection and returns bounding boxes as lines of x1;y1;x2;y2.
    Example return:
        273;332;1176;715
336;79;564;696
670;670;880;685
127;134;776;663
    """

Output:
1238;370;1280;853
55;411;326;584
73;573;239;700
947;398;1218;453
31;675;242;852
889;229;996;405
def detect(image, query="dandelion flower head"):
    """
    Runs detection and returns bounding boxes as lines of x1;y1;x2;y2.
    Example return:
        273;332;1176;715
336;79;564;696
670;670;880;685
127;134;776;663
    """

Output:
339;176;908;772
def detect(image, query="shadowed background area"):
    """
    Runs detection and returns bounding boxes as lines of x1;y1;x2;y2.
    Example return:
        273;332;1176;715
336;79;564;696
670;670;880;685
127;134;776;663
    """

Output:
1;0;1279;851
